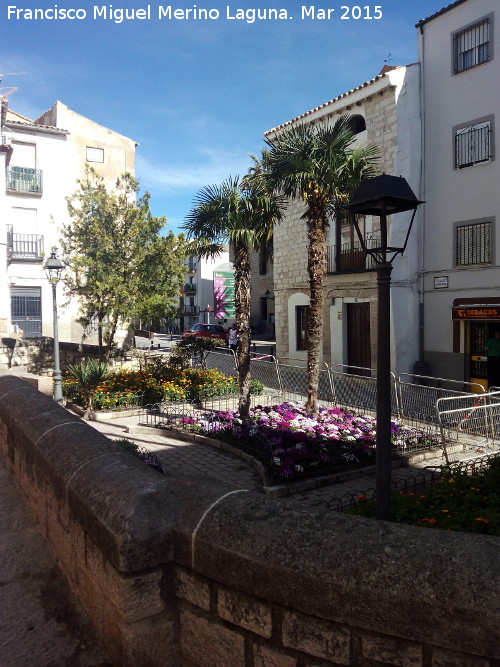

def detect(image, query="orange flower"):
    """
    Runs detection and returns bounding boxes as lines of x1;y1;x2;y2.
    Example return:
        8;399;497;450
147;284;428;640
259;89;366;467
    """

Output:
474;517;488;523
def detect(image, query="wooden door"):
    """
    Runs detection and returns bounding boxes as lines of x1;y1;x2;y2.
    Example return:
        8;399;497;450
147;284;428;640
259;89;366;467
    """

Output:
347;302;371;375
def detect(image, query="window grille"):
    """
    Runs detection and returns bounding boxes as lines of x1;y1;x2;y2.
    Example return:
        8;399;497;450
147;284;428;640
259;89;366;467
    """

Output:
455;121;491;168
456;222;491;265
453;18;490;73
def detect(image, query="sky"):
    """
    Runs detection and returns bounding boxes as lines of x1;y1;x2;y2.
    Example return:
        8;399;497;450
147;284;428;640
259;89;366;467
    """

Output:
2;0;447;233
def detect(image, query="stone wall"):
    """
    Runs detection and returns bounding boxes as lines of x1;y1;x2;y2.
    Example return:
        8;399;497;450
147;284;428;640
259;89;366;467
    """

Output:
0;375;498;666
0;336;120;374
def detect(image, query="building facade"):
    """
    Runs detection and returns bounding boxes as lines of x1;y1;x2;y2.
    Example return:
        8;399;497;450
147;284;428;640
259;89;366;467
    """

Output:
0;100;136;345
266;65;422;373
180;251;234;331
417;0;499;389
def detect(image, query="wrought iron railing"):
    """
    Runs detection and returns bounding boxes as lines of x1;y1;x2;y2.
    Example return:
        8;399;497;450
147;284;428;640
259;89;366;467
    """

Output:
327;238;379;273
6;166;43;194
7;225;44;262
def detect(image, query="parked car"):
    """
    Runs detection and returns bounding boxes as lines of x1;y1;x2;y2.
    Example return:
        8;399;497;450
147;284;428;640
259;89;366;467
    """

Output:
182;323;227;342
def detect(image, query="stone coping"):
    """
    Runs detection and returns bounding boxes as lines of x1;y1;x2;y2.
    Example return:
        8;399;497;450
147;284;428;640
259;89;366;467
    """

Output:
0;375;498;659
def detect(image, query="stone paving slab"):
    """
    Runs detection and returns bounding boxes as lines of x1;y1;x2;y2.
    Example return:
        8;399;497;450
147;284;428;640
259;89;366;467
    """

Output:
0;460;110;667
85;411;498;511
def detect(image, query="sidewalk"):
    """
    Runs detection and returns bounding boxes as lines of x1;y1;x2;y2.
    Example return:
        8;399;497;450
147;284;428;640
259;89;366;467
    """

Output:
0;459;109;666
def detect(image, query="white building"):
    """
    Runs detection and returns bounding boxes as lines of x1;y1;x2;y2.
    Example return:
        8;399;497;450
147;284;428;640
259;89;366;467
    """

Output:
181;251;234;331
0;99;136;344
266;65;422;374
417;0;499;388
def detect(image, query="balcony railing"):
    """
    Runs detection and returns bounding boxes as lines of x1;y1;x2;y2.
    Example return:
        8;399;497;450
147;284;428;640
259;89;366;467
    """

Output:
184;283;197;294
6;166;43;194
327;238;379;273
7;225;44;262
184;305;198;314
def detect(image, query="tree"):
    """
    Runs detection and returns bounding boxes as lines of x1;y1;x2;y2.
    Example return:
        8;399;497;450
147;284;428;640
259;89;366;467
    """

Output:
264;117;379;415
62;168;187;360
183;175;282;418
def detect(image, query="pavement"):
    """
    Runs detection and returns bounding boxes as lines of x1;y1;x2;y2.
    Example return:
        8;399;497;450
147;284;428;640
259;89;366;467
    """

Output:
1;401;495;665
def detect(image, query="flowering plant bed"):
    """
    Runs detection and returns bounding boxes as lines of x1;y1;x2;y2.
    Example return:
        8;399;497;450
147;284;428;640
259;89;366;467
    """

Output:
165;402;440;482
63;367;264;410
349;456;500;535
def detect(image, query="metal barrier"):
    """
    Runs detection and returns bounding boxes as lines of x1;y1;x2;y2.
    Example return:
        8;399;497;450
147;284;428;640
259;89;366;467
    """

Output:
397;374;484;424
204;348;237;375
329;364;399;416
249;354;282;392
436;390;500;463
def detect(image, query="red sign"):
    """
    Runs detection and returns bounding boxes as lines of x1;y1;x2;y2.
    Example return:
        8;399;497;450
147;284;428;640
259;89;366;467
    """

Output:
452;306;500;320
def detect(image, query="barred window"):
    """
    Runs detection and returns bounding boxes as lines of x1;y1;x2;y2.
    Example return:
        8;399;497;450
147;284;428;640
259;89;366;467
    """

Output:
456;222;492;265
455;121;491;169
453;18;490;73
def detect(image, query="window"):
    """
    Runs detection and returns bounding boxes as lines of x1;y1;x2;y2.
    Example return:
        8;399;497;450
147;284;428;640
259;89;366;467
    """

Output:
455;120;492;168
86;147;104;163
11;287;42;337
456;221;492;265
453;17;491;73
296;305;310;351
348;115;366;135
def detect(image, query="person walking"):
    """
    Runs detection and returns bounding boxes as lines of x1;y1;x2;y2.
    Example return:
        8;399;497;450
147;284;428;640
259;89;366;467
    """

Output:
485;330;500;390
228;323;238;354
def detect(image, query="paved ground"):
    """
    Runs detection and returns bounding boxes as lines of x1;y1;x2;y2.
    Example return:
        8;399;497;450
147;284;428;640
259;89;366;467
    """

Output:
0;460;109;666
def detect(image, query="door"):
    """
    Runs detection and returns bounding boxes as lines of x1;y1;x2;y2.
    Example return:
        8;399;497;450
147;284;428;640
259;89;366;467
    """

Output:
346;302;371;375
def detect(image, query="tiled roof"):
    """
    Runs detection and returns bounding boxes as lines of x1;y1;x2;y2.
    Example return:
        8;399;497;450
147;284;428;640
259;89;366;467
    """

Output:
5;109;68;133
416;0;468;28
264;69;399;135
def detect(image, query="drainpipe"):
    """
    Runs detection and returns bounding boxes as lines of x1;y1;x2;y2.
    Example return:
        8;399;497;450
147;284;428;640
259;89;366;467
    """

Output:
414;23;430;377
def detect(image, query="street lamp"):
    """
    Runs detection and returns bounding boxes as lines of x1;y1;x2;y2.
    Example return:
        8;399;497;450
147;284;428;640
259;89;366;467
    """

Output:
43;250;65;404
345;174;423;520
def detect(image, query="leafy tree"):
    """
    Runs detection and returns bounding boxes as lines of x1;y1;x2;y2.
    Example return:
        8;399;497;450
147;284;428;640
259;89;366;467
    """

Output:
62;168;187;359
168;336;221;370
264;118;378;415
183;175;282;418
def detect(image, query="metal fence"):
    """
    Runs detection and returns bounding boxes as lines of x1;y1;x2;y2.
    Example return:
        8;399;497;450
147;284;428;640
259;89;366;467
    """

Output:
319;451;500;513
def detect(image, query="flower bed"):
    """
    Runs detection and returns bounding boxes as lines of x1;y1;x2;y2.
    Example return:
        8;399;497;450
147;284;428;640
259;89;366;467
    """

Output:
165;402;440;482
63;367;264;410
349;456;500;536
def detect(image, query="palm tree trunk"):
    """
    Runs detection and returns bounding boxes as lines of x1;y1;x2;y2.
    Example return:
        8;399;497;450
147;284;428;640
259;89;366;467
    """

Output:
305;208;328;416
234;241;252;418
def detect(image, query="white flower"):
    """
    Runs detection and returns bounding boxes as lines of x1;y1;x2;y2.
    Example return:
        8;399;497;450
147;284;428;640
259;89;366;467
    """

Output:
294;465;304;472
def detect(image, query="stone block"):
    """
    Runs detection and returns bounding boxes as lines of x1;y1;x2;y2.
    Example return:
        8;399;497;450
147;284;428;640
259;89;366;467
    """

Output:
282;611;350;664
431;648;490;667
217;585;272;637
361;633;423;666
180;607;245;667
174;566;211;611
253;643;297;667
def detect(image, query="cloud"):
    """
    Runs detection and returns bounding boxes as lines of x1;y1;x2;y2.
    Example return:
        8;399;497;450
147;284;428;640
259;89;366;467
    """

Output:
135;147;252;194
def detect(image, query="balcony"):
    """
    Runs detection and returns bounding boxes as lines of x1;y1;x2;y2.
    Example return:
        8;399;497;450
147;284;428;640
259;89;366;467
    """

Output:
327;238;379;274
6;166;43;195
184;283;197;294
7;225;44;263
183;305;198;315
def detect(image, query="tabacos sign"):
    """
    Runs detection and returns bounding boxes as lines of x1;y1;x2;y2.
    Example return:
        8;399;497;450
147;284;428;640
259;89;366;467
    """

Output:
452;306;500;320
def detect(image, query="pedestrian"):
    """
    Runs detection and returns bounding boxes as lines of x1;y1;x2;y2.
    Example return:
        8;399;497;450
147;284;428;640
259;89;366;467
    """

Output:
228;323;238;354
485;330;500;390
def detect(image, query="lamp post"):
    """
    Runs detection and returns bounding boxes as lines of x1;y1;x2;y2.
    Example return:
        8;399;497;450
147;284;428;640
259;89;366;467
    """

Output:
43;250;65;404
345;174;423;520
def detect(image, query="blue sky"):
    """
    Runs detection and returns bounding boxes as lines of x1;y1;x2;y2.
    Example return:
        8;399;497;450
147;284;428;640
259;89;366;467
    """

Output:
2;0;445;233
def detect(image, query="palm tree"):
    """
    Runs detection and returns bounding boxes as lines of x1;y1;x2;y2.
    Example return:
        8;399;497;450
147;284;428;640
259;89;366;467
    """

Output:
183;175;282;418
66;358;109;419
264;117;378;415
